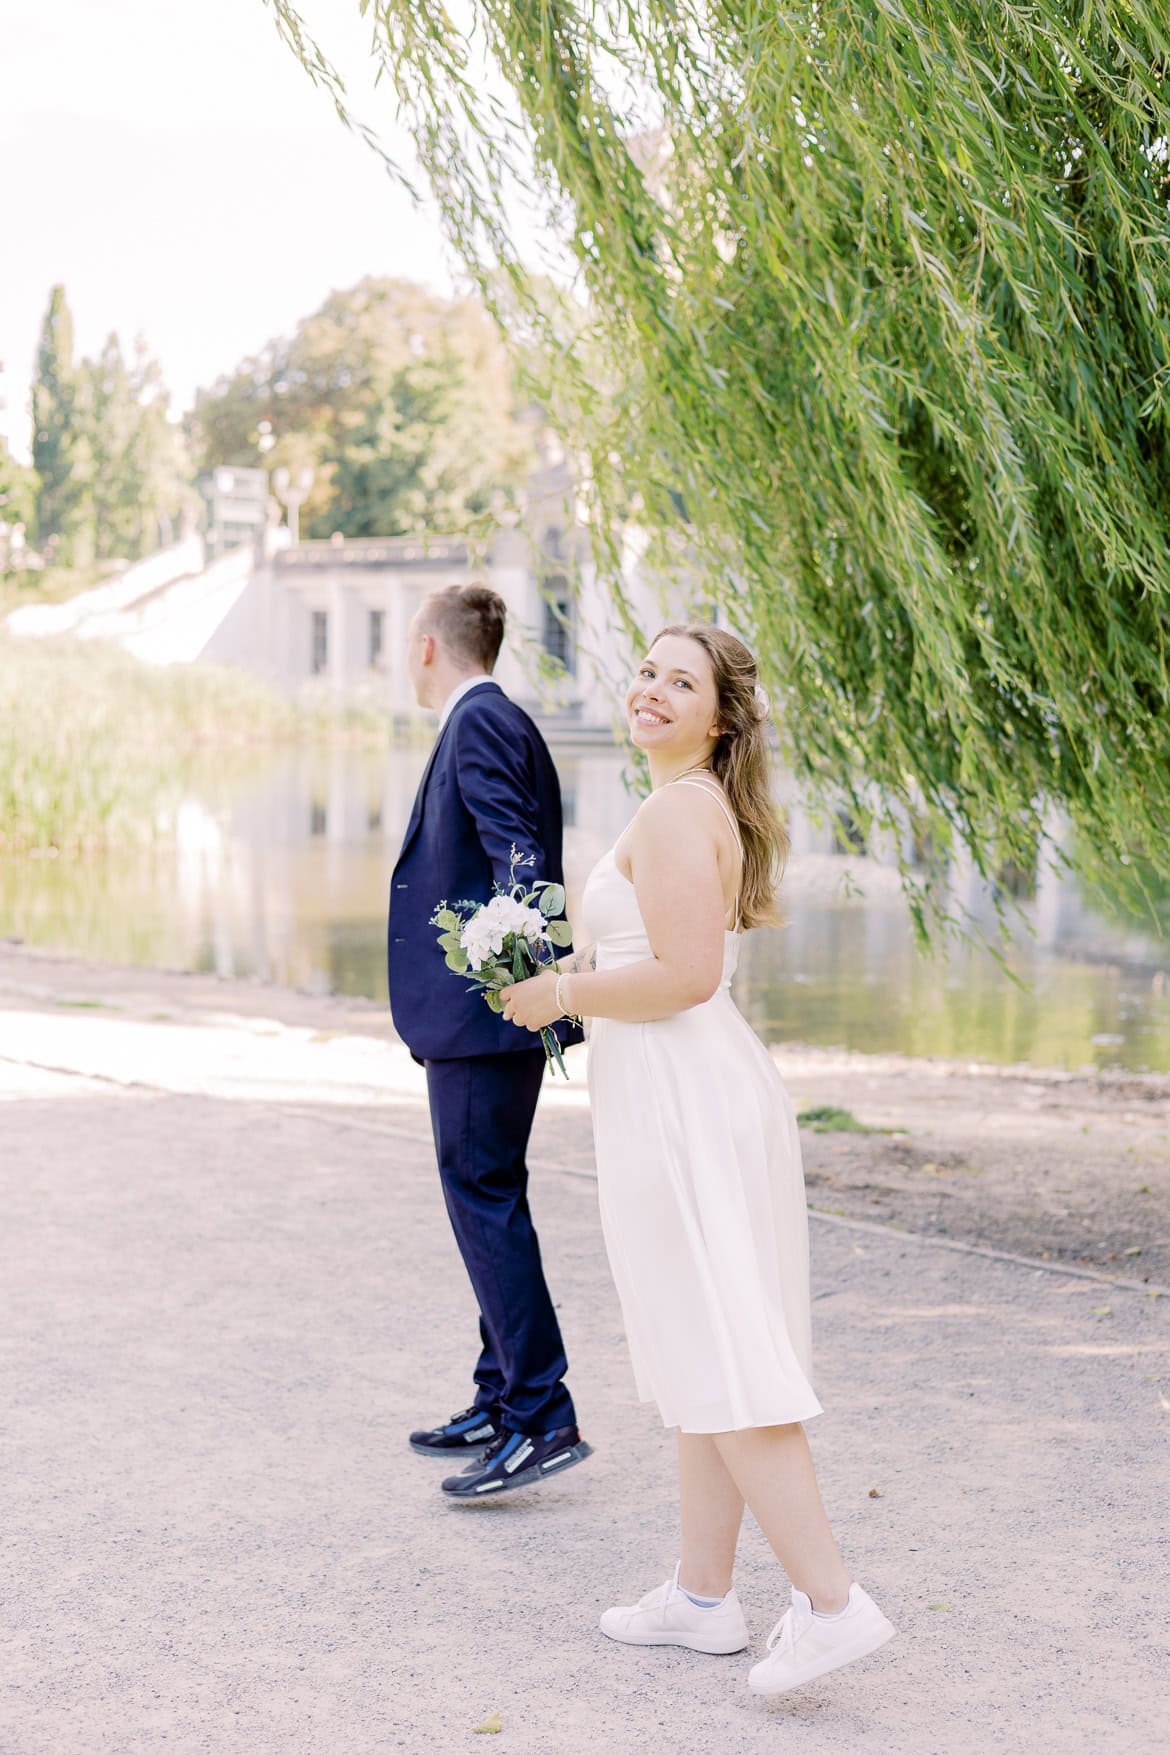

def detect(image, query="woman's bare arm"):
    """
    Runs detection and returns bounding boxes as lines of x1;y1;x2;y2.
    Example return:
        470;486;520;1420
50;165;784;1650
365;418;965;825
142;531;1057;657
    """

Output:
557;942;597;975
554;789;728;1023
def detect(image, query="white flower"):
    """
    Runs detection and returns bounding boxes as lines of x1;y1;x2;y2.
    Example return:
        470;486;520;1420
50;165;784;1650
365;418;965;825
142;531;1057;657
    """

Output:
459;894;548;971
485;895;547;941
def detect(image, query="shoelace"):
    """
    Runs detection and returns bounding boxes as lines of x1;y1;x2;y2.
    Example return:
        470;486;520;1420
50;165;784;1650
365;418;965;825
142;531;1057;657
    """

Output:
765;1597;811;1656
478;1430;510;1466
445;1404;487;1429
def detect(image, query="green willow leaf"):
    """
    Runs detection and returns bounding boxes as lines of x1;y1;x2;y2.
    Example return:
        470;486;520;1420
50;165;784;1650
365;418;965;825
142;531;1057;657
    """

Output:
269;0;1170;937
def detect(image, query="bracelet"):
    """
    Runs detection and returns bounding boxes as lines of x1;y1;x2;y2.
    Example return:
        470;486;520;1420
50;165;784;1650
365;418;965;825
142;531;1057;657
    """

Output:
555;972;583;1024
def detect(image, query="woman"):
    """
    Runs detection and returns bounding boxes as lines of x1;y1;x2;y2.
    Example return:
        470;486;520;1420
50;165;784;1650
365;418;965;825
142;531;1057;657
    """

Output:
501;624;895;1696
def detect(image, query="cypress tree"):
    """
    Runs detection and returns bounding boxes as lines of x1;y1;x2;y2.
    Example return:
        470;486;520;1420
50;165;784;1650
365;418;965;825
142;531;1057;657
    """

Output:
31;285;92;566
82;333;151;562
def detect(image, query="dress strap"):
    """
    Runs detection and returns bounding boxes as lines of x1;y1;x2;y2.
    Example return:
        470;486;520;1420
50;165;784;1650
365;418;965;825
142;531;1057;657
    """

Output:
667;778;743;930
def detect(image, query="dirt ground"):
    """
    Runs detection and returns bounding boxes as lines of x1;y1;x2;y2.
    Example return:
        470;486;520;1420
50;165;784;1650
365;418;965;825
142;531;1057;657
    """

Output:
3;940;1169;1754
785;1048;1170;1291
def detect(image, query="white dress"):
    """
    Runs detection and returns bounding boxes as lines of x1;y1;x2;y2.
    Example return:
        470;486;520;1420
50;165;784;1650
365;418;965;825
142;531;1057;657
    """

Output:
581;784;822;1434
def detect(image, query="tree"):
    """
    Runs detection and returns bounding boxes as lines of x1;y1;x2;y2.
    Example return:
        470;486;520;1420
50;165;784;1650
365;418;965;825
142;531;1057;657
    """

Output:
27;298;193;570
0;444;36;537
269;1;1170;929
191;277;533;539
31;285;93;566
80;335;193;559
81;335;140;562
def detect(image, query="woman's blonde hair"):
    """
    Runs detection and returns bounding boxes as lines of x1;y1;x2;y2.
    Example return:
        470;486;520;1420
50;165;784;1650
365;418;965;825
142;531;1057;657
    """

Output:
653;623;788;929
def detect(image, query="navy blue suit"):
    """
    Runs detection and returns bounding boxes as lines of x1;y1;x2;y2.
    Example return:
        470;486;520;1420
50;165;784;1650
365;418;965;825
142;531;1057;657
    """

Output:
388;680;583;1435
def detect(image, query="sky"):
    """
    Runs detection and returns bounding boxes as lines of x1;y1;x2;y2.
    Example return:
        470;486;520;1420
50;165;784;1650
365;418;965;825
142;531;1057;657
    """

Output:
0;0;459;458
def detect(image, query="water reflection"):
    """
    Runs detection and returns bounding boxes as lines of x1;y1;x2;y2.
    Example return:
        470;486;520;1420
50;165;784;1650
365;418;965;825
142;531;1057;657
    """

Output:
5;743;1170;1073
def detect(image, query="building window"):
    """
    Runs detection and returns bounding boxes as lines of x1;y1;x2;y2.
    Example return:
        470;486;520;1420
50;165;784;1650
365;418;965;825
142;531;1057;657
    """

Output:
311;610;328;675
368;608;385;670
541;582;575;675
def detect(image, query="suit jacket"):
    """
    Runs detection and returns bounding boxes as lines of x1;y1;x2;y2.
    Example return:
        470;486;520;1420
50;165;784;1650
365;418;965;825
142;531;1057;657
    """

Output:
387;681;585;1061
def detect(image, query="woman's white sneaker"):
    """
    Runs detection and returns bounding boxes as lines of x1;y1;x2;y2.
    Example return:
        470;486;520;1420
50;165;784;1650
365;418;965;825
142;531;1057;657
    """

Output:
748;1583;895;1695
600;1564;750;1655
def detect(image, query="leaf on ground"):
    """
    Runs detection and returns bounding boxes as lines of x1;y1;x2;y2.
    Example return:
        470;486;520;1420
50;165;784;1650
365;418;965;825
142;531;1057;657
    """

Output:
1091;1306;1111;1316
1123;1247;1142;1256
868;1487;882;1498
927;1602;952;1612
471;1713;503;1735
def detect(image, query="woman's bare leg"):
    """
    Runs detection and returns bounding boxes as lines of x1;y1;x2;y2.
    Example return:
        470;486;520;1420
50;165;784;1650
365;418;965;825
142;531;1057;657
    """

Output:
676;1432;744;1598
713;1423;851;1612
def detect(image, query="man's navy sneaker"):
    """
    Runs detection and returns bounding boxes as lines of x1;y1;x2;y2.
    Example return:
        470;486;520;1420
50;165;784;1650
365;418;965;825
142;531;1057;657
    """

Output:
409;1405;501;1457
441;1424;592;1499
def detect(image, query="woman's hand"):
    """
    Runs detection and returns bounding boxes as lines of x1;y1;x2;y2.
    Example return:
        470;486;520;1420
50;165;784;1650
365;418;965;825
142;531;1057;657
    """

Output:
500;968;562;1032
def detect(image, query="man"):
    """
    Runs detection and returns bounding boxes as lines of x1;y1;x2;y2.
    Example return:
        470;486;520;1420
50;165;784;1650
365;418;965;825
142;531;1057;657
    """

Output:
388;583;590;1500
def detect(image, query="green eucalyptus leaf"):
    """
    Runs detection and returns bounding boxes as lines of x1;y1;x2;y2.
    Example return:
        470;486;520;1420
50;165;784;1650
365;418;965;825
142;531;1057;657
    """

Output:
546;918;573;946
539;884;565;919
434;910;459;931
444;948;469;972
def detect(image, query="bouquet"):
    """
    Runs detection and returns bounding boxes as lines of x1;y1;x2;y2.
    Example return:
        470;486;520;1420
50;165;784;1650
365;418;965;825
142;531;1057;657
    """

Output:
430;846;575;1075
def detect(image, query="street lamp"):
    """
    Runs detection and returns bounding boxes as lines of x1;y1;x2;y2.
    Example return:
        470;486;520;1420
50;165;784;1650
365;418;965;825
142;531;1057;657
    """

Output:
272;466;315;545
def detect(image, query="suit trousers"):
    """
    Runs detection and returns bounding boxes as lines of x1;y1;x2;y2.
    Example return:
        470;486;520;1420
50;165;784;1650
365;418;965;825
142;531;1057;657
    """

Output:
424;1048;576;1435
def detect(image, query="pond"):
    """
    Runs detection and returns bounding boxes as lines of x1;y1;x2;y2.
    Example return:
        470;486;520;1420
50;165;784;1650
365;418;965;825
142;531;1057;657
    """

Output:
5;742;1170;1074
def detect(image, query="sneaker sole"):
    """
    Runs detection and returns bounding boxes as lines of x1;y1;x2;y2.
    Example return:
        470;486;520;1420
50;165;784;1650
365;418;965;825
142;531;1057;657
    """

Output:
599;1620;748;1656
748;1617;896;1696
442;1438;593;1500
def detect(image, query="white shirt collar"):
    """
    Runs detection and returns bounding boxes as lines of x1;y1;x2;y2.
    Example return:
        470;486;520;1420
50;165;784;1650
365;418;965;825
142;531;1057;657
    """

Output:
438;673;495;727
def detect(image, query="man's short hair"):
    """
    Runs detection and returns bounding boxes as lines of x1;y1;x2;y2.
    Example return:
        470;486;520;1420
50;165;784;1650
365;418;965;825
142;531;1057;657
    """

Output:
420;583;506;671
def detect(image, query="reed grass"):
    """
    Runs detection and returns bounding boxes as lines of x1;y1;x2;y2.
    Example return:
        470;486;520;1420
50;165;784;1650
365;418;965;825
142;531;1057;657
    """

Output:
0;636;391;854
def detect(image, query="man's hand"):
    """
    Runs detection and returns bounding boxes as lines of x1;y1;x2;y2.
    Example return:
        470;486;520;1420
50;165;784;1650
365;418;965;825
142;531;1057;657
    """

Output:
500;969;562;1032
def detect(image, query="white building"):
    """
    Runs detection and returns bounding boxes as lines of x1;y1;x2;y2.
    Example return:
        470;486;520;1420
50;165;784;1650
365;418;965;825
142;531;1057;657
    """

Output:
8;448;677;738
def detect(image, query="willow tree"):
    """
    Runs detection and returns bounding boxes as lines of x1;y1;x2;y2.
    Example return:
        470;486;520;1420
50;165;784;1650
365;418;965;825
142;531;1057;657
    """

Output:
270;1;1170;928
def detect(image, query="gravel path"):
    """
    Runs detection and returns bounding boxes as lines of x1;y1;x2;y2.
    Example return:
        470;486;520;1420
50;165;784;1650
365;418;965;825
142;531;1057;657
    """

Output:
1;945;1168;1753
